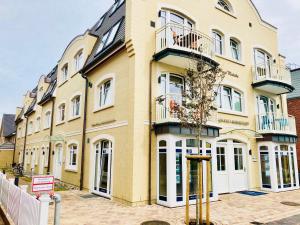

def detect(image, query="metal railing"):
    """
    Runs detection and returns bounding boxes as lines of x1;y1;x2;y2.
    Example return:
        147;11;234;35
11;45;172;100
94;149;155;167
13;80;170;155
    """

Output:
256;113;296;134
155;94;218;124
156;23;214;59
252;64;292;85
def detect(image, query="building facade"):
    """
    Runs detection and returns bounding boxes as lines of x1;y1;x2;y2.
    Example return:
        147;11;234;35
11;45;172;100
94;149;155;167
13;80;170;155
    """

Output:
288;68;300;172
14;0;299;207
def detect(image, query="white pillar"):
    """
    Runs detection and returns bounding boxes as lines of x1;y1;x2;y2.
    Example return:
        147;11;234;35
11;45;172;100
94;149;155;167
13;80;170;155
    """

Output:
38;194;51;225
20;185;28;193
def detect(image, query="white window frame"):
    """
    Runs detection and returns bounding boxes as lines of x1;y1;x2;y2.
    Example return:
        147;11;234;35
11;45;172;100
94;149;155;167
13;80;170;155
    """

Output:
217;86;244;113
94;74;115;112
217;0;233;13
230;38;241;61
66;143;78;171
159;10;194;28
61;64;68;83
74;50;83;72
212;30;224;55
28;121;34;135
44;111;51;129
57;103;66;124
35;117;41;132
69;93;82;120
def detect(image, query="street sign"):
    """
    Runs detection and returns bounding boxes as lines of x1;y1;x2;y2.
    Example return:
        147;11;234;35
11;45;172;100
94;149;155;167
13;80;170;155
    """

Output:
32;175;54;193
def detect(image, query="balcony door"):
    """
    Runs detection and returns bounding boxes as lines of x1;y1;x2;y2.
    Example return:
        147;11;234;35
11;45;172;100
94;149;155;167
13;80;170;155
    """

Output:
257;96;275;130
254;49;272;80
93;140;112;198
159;73;184;119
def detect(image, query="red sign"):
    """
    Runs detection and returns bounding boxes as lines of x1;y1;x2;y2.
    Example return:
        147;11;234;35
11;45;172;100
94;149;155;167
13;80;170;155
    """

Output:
31;176;54;193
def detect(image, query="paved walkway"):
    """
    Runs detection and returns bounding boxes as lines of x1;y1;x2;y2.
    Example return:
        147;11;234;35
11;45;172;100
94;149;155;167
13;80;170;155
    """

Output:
266;214;300;225
47;189;300;225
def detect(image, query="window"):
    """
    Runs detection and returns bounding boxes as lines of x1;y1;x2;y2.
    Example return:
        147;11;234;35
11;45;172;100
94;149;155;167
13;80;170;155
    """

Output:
234;148;243;170
217;86;243;112
28;121;33;135
61;64;68;82
159;140;167;201
74;51;83;71
71;96;80;117
44;111;51;129
212;31;224;55
96;20;121;54
217;0;232;12
110;0;124;15
254;49;272;79
68;144;78;170
36;117;41;132
58;104;66;122
217;147;226;171
96;16;105;30
230;38;240;61
99;80;113;107
18;127;22;138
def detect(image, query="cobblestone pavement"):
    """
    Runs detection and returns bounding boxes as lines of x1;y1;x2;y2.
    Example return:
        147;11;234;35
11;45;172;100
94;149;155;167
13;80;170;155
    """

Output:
48;190;300;225
266;214;300;225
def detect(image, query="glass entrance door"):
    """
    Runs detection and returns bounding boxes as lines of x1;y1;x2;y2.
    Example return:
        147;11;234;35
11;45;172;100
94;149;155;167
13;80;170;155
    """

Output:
93;140;112;198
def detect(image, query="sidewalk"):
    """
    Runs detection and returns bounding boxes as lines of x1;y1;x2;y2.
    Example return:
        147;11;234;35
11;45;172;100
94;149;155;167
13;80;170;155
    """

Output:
48;189;300;225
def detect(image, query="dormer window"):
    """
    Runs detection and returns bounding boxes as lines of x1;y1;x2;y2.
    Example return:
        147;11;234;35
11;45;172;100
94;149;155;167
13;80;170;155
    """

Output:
217;0;232;12
110;0;125;15
96;20;121;54
96;16;105;30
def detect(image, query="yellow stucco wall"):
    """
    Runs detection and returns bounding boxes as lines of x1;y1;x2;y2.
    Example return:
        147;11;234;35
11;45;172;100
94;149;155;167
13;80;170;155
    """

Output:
0;149;13;168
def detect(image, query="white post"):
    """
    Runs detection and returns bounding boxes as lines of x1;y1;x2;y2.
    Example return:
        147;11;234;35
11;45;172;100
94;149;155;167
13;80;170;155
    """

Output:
9;178;15;184
38;194;51;225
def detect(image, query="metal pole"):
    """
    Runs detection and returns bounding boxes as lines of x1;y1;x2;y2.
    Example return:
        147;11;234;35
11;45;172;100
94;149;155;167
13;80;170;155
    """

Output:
54;194;61;225
206;160;211;225
199;161;203;225
186;160;190;225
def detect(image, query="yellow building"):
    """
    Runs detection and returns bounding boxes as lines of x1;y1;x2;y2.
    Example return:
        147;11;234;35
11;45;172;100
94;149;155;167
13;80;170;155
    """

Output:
14;0;299;207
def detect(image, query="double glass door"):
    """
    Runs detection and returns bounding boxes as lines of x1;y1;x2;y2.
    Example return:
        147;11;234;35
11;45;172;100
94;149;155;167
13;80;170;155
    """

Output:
93;140;112;198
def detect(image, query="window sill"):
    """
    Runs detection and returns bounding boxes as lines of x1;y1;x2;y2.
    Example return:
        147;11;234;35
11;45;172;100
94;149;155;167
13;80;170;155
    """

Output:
68;115;81;122
65;168;78;173
56;121;65;126
70;71;80;78
43;127;50;131
93;104;114;113
218;109;248;117
215;54;245;66
215;6;237;19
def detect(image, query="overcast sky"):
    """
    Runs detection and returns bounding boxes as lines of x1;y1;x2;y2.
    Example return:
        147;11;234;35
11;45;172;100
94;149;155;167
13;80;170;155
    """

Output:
0;0;299;117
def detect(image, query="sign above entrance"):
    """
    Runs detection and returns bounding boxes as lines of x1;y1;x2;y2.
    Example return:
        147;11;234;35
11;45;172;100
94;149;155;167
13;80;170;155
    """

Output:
31;175;54;193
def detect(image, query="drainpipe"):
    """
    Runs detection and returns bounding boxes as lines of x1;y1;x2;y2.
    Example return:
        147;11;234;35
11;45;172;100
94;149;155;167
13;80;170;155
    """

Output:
47;98;55;174
22;117;29;167
148;60;154;205
79;72;89;190
12;129;17;164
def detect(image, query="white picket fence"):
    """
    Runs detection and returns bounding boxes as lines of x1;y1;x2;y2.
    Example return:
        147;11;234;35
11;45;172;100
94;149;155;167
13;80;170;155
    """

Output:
0;172;50;225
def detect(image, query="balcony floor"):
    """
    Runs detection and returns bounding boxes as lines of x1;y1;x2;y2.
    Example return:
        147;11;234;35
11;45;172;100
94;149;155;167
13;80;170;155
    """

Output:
252;79;294;94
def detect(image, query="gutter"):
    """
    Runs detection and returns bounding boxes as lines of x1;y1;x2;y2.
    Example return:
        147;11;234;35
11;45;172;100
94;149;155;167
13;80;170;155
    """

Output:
47;98;55;174
148;60;154;205
79;72;89;190
22;117;29;166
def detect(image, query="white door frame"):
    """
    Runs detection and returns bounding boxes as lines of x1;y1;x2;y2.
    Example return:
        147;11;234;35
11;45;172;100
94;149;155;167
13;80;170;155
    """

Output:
53;144;63;180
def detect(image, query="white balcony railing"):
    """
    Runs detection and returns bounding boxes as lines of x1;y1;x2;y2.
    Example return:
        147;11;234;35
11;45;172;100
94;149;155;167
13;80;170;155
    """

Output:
253;64;292;85
156;23;214;59
155;94;218;125
256;113;296;134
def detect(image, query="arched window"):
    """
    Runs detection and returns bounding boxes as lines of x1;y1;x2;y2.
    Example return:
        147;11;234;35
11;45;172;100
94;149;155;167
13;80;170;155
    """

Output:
36;117;41;132
98;79;113;108
67;144;78;170
230;38;241;61
57;103;66;122
61;64;68;82
254;49;272;79
74;50;83;71
217;86;243;112
44;111;51;129
212;30;224;55
71;96;80;117
217;0;232;12
28;121;34;135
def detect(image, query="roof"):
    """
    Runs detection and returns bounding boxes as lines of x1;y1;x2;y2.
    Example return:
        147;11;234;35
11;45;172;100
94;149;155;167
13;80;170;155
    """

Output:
38;66;58;105
24;98;37;117
288;69;300;99
0;114;16;137
81;0;126;73
15;108;24;124
0;142;14;150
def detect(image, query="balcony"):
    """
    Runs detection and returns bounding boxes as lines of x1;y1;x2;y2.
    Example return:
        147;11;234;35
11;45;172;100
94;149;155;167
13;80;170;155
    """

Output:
155;94;219;128
153;24;217;68
256;113;296;135
252;64;294;94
